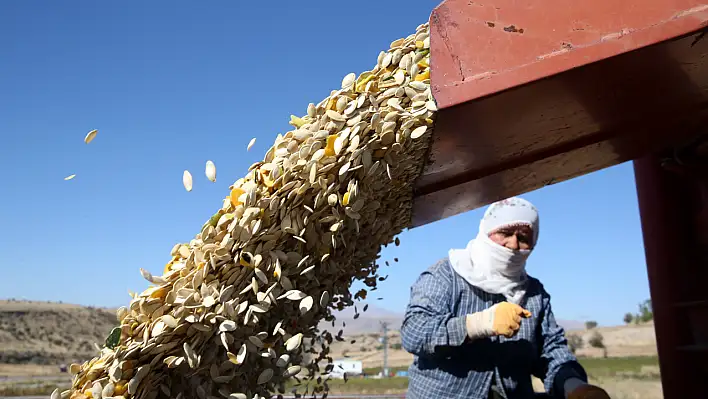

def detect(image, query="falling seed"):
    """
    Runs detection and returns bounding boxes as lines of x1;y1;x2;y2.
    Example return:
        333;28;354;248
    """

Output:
285;333;303;352
64;174;76;181
319;291;330;308
248;336;264;348
257;368;273;385
205;160;217;182
284;365;301;378
183;170;193;191
411;125;428;139
84;129;98;144
341;73;356;89
299;296;314;314
278;290;306;301
62;21;435;399
247;138;256;151
276;354;290;368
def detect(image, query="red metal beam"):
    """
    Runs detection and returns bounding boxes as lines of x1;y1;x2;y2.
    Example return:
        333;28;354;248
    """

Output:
412;0;708;227
429;0;708;110
634;152;708;399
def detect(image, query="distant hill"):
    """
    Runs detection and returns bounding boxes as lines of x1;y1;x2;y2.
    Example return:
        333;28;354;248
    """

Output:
321;302;585;334
0;299;596;367
0;300;116;365
318;303;404;334
557;319;586;331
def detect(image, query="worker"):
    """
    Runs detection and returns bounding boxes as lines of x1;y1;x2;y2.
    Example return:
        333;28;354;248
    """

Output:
401;197;611;399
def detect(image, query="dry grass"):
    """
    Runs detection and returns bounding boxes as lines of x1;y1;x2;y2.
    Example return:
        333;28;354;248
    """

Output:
0;377;661;398
0;380;71;397
532;356;661;398
0;357;662;397
325;324;658;371
594;377;663;399
0;300;658;368
0;363;63;377
569;323;657;358
0;300;662;397
0;300;116;366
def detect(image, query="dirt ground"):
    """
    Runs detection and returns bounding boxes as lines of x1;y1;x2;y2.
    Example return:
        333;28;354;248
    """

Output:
594;378;663;399
0;299;657;370
0;300;116;366
326;323;658;370
0;364;62;378
0;300;662;398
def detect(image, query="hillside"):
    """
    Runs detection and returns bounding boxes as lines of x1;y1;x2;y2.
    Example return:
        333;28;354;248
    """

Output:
0;300;655;370
0;300;661;399
0;300;117;365
318;302;584;333
570;322;657;358
0;300;402;365
317;302;404;334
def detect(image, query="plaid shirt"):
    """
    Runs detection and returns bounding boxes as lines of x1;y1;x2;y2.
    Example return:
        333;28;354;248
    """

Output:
401;258;586;399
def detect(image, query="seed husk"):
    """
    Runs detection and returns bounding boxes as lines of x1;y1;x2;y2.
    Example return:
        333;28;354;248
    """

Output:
183;170;193;191
206;160;217;182
61;21;435;399
84;129;98;144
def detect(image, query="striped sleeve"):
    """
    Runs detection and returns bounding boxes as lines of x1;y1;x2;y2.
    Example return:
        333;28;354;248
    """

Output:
534;286;588;395
401;261;468;356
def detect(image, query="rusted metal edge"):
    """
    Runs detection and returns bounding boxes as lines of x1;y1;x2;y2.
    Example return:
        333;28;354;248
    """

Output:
430;1;708;109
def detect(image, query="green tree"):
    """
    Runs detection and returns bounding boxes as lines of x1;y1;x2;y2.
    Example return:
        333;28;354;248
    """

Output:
588;331;605;349
585;320;598;330
623;313;634;324
566;334;583;354
637;299;653;323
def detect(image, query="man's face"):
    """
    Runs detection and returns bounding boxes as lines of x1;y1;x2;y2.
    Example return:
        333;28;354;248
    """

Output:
488;225;534;250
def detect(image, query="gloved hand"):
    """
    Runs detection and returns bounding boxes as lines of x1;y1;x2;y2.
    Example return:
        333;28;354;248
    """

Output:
567;383;611;399
465;301;532;339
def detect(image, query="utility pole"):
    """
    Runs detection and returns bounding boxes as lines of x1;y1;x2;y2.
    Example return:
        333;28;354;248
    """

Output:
380;321;389;378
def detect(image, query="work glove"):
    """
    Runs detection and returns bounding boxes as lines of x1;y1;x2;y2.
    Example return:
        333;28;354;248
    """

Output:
465;301;532;339
567;383;611;399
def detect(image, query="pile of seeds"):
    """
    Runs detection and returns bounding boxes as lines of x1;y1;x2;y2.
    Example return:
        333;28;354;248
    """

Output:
55;21;435;399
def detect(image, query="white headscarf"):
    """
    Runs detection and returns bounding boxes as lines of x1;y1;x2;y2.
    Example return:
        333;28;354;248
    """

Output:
448;197;540;304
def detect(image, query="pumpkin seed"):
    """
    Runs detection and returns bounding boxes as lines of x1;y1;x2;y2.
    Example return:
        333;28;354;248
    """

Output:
61;21;435;399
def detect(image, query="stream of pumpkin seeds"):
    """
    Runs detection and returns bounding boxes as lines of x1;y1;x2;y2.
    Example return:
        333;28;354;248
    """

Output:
53;22;435;399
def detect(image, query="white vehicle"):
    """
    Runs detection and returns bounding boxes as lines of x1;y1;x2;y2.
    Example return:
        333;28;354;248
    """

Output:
330;358;363;379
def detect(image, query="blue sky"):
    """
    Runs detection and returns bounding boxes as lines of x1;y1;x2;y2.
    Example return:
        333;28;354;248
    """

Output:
0;1;650;326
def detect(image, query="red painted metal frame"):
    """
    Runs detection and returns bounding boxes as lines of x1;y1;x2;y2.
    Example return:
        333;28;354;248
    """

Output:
409;2;708;397
412;0;708;227
633;154;708;398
